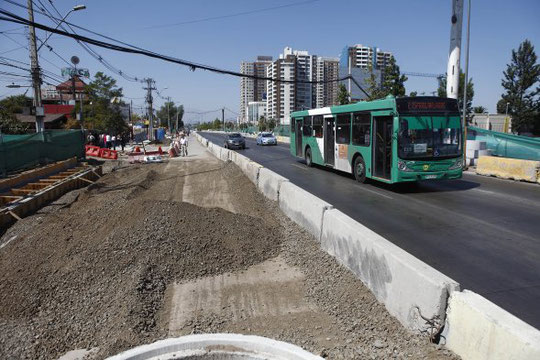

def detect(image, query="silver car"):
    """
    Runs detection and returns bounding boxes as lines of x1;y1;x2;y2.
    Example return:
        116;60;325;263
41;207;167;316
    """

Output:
256;132;277;146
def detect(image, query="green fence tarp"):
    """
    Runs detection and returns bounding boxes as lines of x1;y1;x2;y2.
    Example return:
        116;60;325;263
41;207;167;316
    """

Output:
0;130;85;176
468;126;540;161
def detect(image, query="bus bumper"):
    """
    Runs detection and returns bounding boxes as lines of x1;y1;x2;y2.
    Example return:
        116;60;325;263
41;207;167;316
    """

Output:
397;169;463;182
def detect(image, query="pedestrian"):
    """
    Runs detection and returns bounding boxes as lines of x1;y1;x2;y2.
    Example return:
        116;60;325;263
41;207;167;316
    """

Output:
105;134;111;149
112;134;117;150
120;134;126;152
180;134;188;156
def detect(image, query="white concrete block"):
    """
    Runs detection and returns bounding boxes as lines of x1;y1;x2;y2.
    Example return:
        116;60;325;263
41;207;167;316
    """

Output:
466;149;479;159
219;148;231;162
258;168;289;202
444;290;540;360
466;140;487;150
279;182;333;239
320;209;459;332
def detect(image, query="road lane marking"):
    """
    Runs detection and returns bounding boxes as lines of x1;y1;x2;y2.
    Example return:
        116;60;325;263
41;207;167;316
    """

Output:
290;163;308;171
356;186;393;200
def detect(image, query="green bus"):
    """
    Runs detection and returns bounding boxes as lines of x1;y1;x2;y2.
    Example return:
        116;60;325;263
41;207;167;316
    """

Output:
290;96;463;183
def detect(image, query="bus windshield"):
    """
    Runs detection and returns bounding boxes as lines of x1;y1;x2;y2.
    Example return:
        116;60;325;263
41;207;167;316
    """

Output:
398;116;462;160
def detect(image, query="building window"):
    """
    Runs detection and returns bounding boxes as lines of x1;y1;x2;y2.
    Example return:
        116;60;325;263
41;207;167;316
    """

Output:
352;112;371;146
336;113;351;144
313;115;323;138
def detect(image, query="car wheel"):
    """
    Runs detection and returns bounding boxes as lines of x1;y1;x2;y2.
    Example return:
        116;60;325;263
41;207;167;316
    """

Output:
305;147;313;167
353;156;367;183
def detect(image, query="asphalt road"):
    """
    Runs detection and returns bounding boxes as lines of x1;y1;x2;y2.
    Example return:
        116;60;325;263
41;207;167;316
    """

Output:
200;132;540;329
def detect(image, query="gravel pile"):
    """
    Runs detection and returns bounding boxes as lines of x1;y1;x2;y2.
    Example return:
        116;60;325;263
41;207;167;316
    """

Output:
0;164;281;359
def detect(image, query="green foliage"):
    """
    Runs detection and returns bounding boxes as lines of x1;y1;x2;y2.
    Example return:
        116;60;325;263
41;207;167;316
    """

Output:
473;106;487;114
499;39;540;134
0;95;31;134
437;71;474;120
337;84;350;105
409;91;418;97
82;72;127;134
365;57;408;101
156;101;184;129
496;99;509;114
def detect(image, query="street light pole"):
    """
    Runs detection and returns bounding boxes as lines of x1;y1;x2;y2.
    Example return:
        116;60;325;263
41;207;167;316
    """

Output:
167;96;171;133
27;0;44;133
37;5;86;52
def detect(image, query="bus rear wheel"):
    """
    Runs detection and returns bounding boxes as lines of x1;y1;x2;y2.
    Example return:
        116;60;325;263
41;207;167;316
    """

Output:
353;156;367;183
305;147;313;167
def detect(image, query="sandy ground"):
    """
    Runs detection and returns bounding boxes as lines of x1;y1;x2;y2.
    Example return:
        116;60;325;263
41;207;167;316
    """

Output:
0;136;458;359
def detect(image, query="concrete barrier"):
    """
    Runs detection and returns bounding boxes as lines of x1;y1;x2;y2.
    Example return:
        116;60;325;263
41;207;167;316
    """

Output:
278;182;333;239
320;208;459;332
476;156;540;183
258;168;289;202
276;135;290;144
443;290;540;360
220;147;231;162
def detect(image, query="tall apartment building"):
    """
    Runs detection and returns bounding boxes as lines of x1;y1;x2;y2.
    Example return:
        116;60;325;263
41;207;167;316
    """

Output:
345;44;393;69
266;47;339;125
314;57;339;109
240;56;272;123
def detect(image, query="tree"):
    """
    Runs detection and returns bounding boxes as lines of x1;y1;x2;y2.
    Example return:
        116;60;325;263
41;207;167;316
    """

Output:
365;57;408;100
473;106;487;114
337;84;350;105
438;71;475;121
267;118;276;131
177;105;184;129
82;72;127;134
0;95;31;134
496;99;509;114
156;101;177;128
409;91;418;97
258;117;267;131
499;39;540;134
384;56;408;97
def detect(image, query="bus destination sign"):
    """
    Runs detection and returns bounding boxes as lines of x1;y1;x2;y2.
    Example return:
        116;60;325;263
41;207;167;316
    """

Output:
396;97;459;114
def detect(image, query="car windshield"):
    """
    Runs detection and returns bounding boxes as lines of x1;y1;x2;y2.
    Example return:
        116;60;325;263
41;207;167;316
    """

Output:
398;116;462;160
262;133;273;137
229;133;241;138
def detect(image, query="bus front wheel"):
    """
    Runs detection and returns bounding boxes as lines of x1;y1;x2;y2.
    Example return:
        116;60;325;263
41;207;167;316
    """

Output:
353;156;367;183
305;147;313;167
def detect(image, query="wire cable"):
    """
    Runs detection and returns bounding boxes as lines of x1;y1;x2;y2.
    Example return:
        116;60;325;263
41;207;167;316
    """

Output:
0;9;352;85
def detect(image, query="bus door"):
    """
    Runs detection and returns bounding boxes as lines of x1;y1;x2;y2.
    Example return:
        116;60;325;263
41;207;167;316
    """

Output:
324;116;335;166
373;116;393;180
295;118;303;157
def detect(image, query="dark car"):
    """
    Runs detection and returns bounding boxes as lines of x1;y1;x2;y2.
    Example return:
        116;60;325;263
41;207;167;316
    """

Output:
224;133;246;149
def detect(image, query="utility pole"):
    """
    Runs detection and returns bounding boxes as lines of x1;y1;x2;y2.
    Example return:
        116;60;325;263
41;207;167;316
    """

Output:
446;0;464;99
167;96;171;133
222;107;225;131
143;78;156;141
129;100;133;125
27;0;44;132
462;0;471;126
348;54;352;103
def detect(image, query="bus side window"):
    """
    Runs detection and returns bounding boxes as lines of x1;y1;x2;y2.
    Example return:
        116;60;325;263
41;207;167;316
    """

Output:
336;113;351;144
352;112;371;146
303;116;312;136
312;115;323;137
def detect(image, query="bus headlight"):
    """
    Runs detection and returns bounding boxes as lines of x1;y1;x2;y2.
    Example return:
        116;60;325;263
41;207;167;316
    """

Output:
398;160;412;172
449;159;463;170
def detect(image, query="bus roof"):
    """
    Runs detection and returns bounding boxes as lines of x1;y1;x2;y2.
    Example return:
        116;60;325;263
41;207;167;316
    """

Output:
290;96;459;118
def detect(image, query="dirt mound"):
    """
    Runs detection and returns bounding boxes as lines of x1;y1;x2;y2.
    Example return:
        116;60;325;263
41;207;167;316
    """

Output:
0;166;281;359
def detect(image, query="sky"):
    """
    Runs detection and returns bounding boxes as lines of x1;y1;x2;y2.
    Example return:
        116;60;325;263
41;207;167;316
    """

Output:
1;0;539;124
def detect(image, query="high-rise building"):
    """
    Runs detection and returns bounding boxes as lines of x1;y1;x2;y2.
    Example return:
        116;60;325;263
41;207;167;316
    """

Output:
240;56;272;123
266;50;296;125
339;44;393;101
266;47;339;125
314;57;339;108
345;44;393;70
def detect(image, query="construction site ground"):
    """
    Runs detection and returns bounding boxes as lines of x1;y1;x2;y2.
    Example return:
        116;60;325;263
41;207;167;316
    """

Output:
0;136;458;360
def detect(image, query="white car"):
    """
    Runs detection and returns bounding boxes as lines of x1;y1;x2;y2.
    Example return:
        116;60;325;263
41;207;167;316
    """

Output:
256;132;277;146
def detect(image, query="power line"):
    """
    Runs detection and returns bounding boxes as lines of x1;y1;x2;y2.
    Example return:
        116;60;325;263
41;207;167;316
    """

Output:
143;0;320;29
0;9;353;85
39;0;143;83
